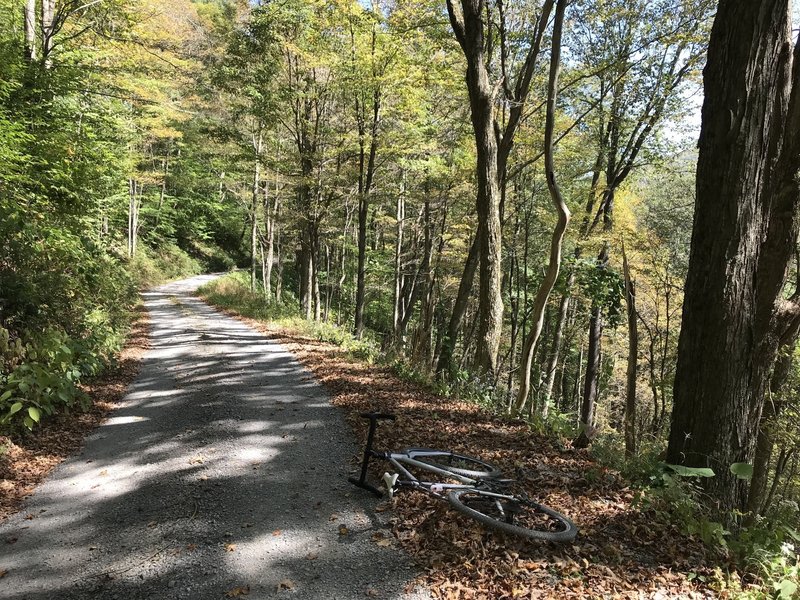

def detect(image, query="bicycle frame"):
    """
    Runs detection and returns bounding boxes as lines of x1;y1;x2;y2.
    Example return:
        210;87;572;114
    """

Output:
348;412;504;499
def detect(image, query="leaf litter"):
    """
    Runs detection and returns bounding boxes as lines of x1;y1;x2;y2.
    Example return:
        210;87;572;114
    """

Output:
236;319;720;600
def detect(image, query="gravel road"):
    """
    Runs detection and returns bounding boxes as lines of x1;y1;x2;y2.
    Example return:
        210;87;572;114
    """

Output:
0;275;430;600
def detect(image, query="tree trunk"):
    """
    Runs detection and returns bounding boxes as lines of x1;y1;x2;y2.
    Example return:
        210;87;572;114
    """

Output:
746;311;800;516
622;242;638;457
575;245;608;447
666;0;800;511
542;280;573;414
24;0;36;61
41;0;54;66
250;129;263;292
513;0;570;417
393;175;406;337
436;230;480;375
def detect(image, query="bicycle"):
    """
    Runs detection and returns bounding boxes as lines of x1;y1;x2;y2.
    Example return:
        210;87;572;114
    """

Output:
347;412;578;542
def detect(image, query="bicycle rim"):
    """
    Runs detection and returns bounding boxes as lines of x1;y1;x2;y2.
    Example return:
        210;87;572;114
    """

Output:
406;450;503;479
447;489;577;542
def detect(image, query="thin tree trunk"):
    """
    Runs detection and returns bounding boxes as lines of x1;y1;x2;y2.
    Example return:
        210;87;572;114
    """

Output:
622;241;638;457
250;128;263;292
436;230;480;374
393;176;405;336
542;279;573;415
513;0;569;417
575;246;608;447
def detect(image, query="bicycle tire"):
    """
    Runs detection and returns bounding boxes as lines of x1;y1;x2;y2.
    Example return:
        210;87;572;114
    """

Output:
404;449;503;479
447;489;577;542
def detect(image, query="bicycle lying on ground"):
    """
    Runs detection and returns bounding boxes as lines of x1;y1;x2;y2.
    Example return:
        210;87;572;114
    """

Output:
348;412;577;542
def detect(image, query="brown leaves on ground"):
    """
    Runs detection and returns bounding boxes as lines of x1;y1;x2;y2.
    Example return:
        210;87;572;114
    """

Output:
0;305;150;522
236;317;717;600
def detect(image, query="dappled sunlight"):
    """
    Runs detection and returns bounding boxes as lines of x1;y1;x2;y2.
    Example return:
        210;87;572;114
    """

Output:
0;275;420;600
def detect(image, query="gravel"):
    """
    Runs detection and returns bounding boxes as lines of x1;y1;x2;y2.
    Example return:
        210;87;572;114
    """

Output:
0;275;431;600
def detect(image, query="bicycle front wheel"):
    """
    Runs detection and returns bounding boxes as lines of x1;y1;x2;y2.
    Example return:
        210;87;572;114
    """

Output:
405;449;503;479
447;489;577;542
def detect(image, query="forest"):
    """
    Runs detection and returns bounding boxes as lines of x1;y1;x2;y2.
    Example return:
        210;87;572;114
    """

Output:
1;0;800;596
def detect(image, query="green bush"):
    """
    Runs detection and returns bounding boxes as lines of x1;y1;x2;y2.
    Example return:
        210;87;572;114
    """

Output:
129;243;204;289
0;326;97;431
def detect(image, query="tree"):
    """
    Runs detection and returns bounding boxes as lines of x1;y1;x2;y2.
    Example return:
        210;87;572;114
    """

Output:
513;0;570;416
667;0;800;511
445;0;555;378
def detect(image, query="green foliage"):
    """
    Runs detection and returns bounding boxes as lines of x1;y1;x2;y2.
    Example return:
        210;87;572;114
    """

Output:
570;256;626;326
0;326;113;431
129;244;204;289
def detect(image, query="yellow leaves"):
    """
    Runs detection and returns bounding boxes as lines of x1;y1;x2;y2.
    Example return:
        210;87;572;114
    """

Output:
338;524;350;536
277;579;295;591
225;543;237;552
225;585;250;597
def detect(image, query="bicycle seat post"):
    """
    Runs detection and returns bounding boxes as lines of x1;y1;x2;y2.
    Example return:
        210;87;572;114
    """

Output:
348;412;395;498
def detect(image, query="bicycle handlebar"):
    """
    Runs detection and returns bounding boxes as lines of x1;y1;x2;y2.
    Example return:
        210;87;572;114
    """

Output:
359;412;396;421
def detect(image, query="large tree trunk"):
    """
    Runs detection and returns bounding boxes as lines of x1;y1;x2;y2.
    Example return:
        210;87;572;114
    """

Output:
470;76;504;378
666;0;800;512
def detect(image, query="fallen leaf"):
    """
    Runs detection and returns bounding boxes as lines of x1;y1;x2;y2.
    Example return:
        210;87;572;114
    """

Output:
225;585;250;597
272;530;282;536
225;543;237;552
366;587;379;597
0;569;8;578
146;521;157;528
277;579;295;590
338;525;349;536
99;470;108;477
305;551;319;560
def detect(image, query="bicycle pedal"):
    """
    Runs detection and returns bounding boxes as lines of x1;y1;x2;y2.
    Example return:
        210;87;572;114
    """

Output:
382;472;399;498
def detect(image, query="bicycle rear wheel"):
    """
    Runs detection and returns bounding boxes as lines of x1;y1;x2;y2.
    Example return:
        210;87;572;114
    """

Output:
447;489;577;542
404;449;502;479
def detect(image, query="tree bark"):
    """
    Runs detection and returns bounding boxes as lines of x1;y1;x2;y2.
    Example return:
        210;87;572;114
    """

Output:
666;0;800;511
